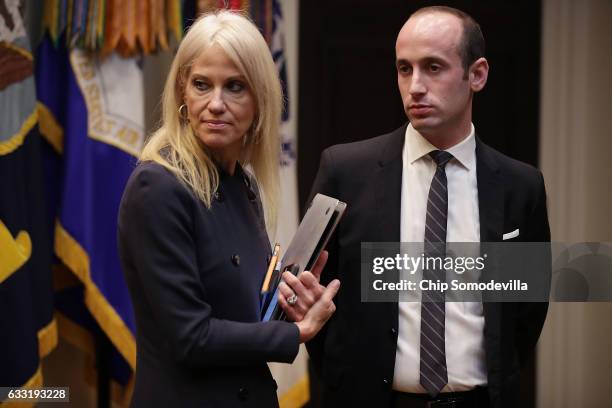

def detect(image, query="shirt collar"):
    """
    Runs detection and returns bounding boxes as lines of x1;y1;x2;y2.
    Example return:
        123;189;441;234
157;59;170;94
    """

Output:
403;123;476;170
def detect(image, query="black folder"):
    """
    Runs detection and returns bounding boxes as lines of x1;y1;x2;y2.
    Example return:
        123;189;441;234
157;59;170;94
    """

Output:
262;193;347;321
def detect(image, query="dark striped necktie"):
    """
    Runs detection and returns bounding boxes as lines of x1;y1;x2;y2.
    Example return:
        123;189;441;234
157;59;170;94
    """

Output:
420;150;453;397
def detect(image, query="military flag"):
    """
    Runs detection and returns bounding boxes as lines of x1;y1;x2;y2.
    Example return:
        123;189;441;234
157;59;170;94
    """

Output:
0;0;56;395
35;30;146;403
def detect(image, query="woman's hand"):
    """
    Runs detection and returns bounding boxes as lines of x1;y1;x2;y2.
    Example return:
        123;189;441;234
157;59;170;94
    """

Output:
294;279;340;343
278;251;329;322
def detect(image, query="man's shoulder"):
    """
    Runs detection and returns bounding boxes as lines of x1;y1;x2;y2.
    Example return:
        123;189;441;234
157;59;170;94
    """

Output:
322;124;407;166
477;139;544;184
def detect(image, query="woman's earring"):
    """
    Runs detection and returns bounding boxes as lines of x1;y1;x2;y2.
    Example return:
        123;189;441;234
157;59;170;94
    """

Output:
178;104;188;120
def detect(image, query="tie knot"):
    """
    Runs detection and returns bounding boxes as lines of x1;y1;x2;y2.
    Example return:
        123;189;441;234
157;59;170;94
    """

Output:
429;150;453;168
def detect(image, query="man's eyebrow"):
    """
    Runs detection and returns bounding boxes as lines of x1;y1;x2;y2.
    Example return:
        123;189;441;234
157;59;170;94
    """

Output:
396;56;448;66
421;56;448;65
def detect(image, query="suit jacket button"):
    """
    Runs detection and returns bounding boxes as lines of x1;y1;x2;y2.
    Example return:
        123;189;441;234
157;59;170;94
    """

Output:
390;327;397;336
238;387;248;400
214;191;224;202
383;378;390;386
231;254;241;266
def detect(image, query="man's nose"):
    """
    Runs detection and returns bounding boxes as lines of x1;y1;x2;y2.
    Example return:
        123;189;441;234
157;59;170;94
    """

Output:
409;72;426;96
208;89;226;113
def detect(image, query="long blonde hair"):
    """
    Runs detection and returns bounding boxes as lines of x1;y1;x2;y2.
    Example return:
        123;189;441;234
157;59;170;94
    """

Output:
141;10;282;231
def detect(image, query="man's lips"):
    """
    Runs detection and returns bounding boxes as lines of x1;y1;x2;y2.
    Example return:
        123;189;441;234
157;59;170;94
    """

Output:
408;105;433;116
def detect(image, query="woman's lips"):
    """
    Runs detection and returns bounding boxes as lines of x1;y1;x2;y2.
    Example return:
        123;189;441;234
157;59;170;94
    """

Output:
203;120;230;130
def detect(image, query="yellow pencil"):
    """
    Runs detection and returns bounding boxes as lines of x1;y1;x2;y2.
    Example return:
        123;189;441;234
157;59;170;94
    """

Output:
261;243;281;292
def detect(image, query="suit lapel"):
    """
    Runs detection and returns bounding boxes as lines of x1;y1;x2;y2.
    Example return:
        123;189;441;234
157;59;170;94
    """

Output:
374;124;406;242
476;138;503;242
372;125;405;334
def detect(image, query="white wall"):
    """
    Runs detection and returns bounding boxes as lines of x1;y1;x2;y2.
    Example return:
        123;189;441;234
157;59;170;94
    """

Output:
537;0;612;407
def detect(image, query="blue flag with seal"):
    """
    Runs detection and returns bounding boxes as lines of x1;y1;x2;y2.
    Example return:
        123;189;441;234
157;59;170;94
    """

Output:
35;30;145;403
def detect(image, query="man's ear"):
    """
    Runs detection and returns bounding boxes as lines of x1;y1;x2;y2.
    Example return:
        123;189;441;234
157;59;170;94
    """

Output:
469;57;489;92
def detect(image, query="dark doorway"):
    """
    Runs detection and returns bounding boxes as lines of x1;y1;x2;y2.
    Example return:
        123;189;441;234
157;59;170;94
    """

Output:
298;1;541;407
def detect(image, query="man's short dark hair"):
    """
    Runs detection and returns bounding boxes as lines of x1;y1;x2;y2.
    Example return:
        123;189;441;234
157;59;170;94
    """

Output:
411;6;485;73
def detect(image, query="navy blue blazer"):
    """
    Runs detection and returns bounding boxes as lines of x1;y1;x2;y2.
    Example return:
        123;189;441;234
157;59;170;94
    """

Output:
118;161;299;407
306;123;550;408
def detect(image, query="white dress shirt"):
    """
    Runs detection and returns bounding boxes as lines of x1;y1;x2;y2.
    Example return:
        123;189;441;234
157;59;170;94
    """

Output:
392;123;488;393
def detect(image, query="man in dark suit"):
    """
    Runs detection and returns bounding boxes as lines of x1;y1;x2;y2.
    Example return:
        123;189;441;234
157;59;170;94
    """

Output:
307;6;550;408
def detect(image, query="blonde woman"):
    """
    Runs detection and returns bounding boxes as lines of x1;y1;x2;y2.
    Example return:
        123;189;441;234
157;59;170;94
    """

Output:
118;11;339;407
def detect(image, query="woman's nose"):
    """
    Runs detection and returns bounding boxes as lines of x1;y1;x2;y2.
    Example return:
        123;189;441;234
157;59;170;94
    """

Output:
207;89;226;113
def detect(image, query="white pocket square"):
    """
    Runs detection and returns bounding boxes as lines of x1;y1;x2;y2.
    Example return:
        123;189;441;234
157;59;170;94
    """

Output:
503;229;519;240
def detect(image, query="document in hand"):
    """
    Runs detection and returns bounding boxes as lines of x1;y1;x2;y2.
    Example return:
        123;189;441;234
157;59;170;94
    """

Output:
261;193;347;321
